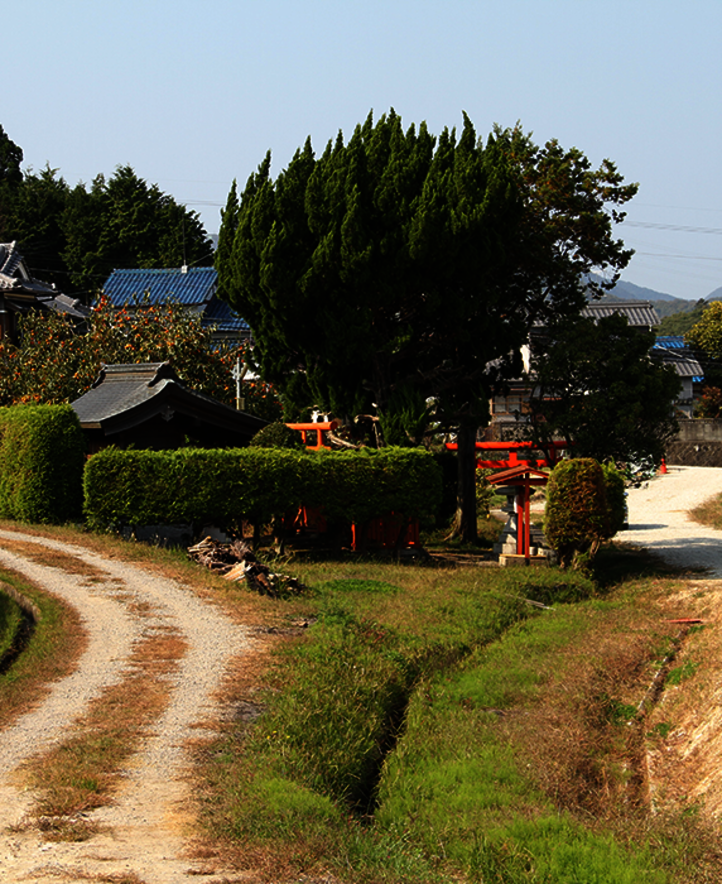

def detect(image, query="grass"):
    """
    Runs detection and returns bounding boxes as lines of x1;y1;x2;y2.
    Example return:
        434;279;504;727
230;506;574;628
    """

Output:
3;521;721;881
0;584;25;664
690;493;722;530
191;548;720;883
0;565;85;731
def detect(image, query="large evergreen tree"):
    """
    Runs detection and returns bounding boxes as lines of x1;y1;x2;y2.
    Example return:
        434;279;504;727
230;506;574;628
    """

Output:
0;124;23;242
216;111;637;540
61;165;214;295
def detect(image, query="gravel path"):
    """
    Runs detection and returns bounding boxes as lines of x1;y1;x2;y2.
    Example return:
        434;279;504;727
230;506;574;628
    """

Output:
622;465;722;575
0;529;251;884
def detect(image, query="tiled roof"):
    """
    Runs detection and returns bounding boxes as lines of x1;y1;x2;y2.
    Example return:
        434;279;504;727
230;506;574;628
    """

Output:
582;300;660;328
201;295;249;333
71;362;266;440
653;345;704;379
102;267;218;307
655;335;687;349
101;266;249;336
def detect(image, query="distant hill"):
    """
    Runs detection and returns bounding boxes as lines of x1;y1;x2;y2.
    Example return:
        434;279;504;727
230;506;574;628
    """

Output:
590;275;703;320
609;278;679;302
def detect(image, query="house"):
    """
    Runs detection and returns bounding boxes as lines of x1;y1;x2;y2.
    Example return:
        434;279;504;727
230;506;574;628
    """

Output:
0;241;90;342
71;362;266;453
488;300;668;438
101;266;249;344
653;335;704;418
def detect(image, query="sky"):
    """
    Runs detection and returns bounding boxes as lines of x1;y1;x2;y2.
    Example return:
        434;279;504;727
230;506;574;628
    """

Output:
5;0;722;302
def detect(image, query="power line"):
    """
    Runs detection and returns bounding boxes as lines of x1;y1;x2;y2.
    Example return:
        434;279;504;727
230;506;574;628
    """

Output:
625;221;722;235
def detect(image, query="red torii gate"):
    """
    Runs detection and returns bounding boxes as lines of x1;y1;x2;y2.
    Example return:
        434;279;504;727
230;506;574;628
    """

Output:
444;439;568;470
486;464;550;561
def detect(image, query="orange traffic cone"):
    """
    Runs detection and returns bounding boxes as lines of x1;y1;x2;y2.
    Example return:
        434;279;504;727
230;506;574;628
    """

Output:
660;458;668;475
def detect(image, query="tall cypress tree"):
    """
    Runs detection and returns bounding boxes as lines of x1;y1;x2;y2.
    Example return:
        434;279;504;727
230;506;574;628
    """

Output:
217;111;637;540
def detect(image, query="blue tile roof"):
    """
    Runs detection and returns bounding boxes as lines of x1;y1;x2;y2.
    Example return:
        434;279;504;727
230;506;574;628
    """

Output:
655;335;686;349
102;267;218;307
101;266;249;335
202;295;249;333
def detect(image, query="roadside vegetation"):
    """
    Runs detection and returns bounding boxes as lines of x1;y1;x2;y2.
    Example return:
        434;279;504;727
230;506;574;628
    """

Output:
0;565;85;730
690;493;722;530
2;521;721;882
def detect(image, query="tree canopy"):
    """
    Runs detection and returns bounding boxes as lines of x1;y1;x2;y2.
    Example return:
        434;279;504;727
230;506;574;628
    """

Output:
685;300;722;360
216;110;638;539
0;297;281;421
528;313;681;464
0;123;214;299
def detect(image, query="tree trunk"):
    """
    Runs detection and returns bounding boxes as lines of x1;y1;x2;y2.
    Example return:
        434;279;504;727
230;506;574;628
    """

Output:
446;423;479;543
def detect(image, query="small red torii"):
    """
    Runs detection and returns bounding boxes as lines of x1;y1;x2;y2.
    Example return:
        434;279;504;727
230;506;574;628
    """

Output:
486;464;550;560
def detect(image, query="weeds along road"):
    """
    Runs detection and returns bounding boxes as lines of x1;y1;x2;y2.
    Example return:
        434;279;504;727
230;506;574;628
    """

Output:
622;465;722;575
0;529;250;884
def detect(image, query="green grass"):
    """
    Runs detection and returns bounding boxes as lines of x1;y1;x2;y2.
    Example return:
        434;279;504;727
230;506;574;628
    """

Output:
0;586;24;664
0;566;84;729
197;554;709;883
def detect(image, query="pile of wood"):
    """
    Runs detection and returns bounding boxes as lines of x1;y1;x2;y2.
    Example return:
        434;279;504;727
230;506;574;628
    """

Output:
187;537;305;598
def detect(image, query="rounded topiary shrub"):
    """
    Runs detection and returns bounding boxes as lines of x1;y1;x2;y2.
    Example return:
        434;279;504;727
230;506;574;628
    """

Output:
545;458;611;569
249;421;304;450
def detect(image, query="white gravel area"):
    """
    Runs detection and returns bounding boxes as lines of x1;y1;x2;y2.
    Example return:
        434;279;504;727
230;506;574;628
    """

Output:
0;529;252;884
622;465;722;575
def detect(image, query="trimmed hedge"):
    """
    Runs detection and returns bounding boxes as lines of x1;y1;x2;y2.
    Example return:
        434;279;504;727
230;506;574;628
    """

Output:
83;446;442;533
0;405;85;523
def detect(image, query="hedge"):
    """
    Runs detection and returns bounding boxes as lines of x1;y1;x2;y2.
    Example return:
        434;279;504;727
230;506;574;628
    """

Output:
83;446;442;533
0;404;85;523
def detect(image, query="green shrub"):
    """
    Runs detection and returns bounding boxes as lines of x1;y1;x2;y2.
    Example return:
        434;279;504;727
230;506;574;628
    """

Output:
0;404;85;523
83;445;442;534
602;462;627;535
545;458;611;568
249;421;304;450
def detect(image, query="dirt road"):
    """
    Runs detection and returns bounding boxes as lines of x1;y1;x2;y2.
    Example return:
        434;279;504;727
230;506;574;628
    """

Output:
623;465;722;574
0;529;250;884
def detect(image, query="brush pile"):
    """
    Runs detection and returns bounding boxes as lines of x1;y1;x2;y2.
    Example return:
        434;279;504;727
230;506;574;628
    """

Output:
187;537;305;598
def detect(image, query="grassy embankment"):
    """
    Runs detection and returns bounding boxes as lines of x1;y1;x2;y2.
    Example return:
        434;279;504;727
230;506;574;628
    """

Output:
1;521;720;881
192;543;720;884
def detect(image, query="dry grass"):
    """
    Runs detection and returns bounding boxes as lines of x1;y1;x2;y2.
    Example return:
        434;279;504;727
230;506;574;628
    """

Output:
0;535;106;577
689;495;722;530
20;626;187;840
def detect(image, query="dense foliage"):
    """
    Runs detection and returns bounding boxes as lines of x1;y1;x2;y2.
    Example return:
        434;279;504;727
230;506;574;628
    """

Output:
216;110;638;540
657;299;706;335
685;301;722;359
0;123;213;299
0;296;281;420
529;313;680;464
545;458;613;568
248;421;305;449
0;405;85;523
83;446;442;535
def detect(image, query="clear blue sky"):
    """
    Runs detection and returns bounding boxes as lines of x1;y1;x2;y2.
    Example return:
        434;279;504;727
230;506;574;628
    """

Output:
6;0;721;301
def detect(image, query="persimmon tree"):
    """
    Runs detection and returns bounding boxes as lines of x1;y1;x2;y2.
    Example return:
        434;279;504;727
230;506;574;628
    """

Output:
0;296;281;421
217;110;637;541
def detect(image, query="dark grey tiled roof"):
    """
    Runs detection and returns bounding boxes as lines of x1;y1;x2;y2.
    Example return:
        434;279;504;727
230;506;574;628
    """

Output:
653;345;704;379
71;362;266;440
581;300;660;328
